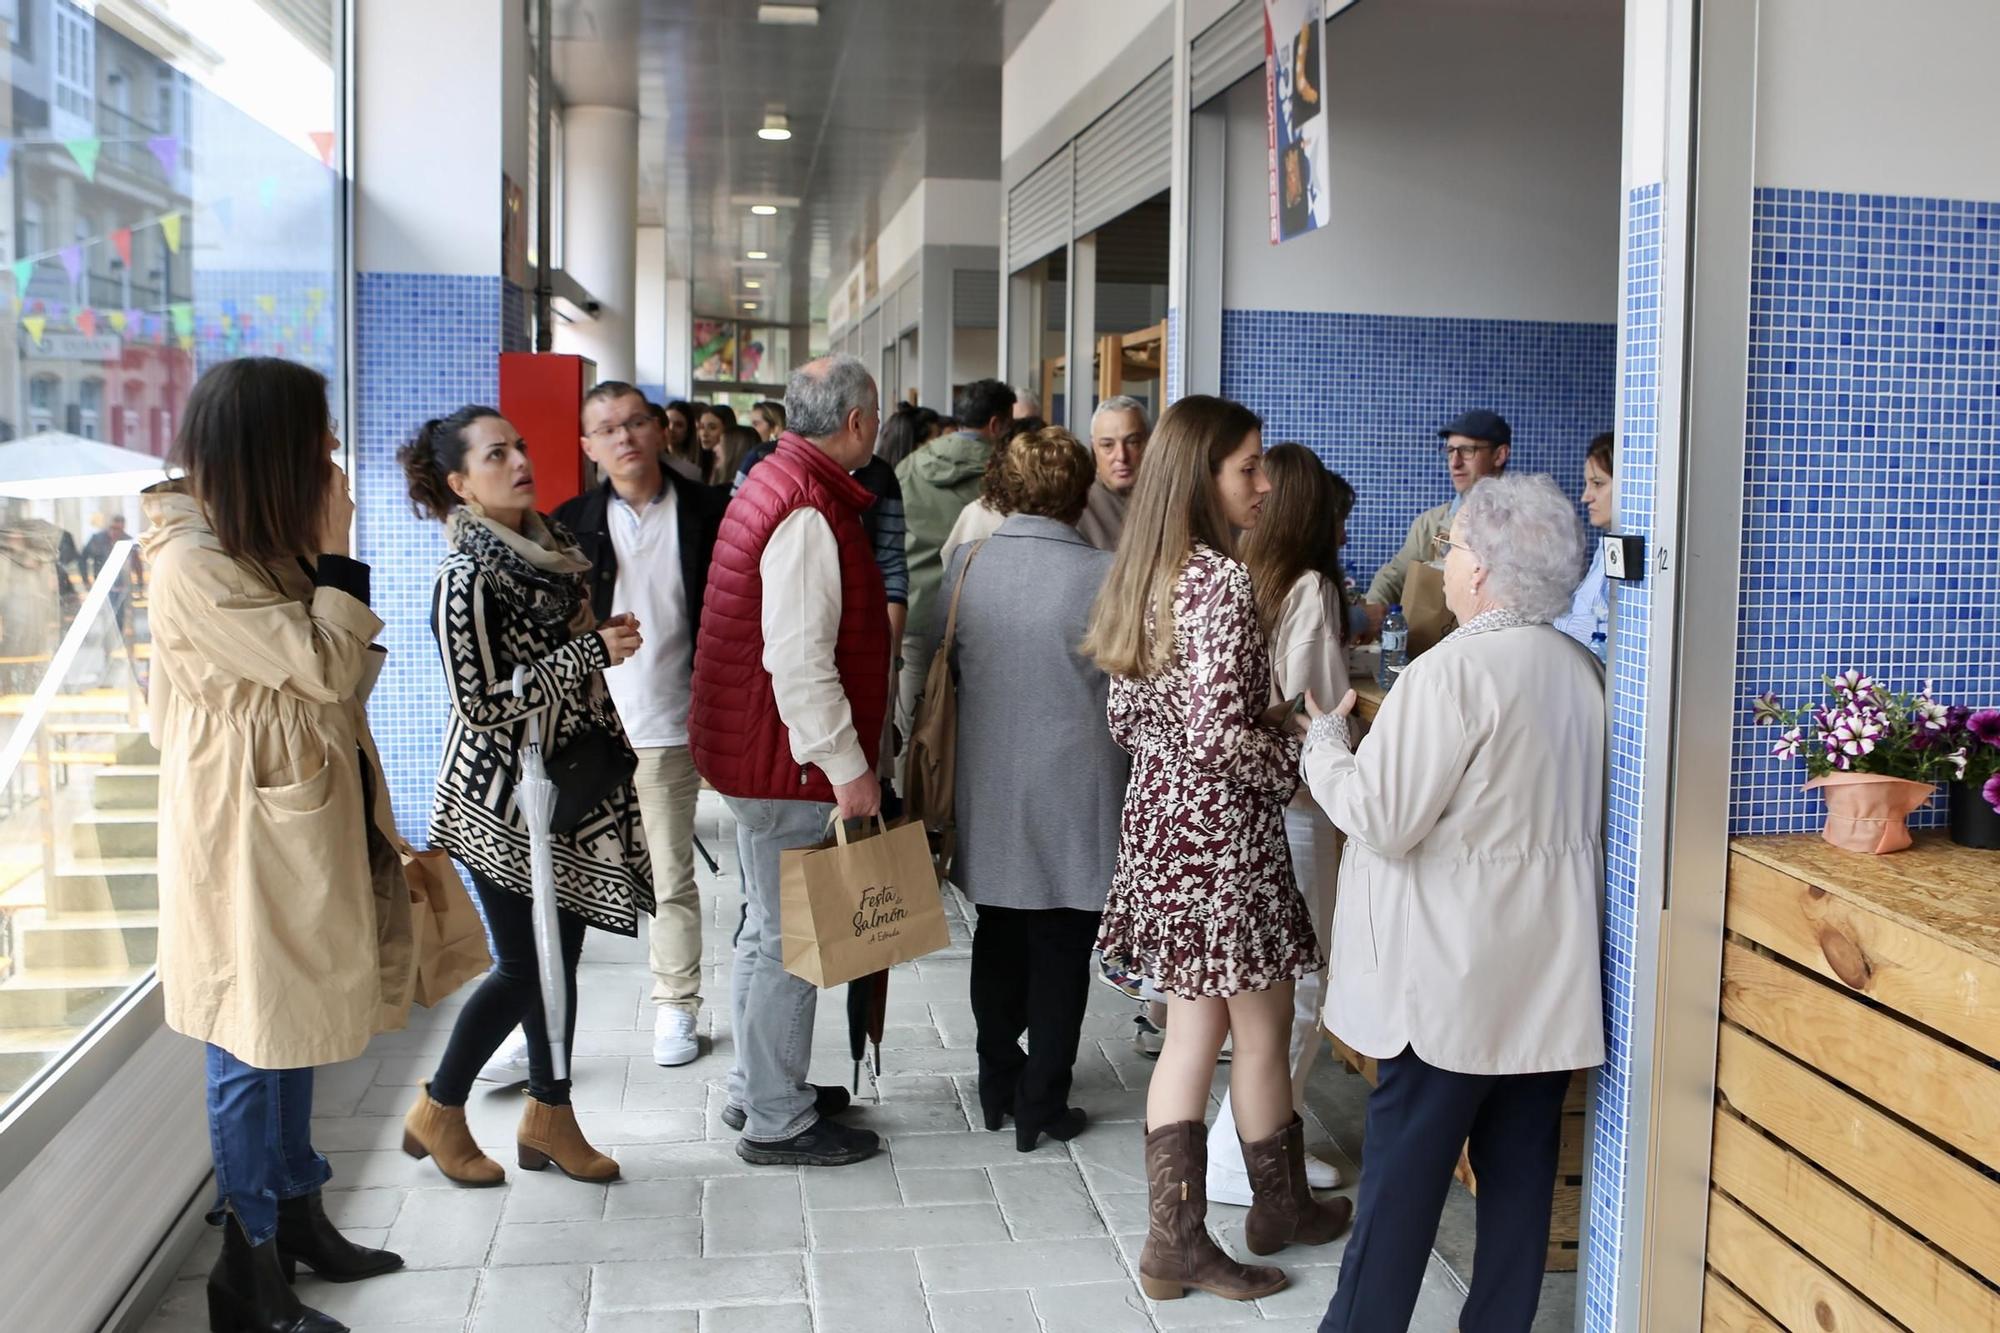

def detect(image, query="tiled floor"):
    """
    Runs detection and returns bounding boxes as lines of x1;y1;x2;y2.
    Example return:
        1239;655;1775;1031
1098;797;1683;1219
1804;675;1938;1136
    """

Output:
141;793;1574;1332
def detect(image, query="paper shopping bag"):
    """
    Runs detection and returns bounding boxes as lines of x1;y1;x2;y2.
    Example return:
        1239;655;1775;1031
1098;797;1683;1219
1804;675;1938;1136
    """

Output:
1403;559;1458;660
780;817;950;988
404;846;493;1006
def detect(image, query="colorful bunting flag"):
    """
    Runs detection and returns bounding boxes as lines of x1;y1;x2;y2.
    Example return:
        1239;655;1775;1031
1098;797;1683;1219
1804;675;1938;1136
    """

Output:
305;287;325;309
76;308;96;337
257;294;276;316
221;299;238;319
10;257;31;290
177;333;194;353
309;131;336;167
147;136;179;178
108;310;128;333
23;315;45;345
169;302;193;337
58;244;82;283
161;212;182;253
220;313;235;334
64;138;101;180
111;227;132;267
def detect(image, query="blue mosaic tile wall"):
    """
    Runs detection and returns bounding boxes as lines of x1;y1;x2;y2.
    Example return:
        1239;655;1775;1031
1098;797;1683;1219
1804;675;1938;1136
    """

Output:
1584;182;1662;1333
1219;310;1616;590
355;271;504;838
1731;188;2000;833
189;269;339;384
502;278;530;355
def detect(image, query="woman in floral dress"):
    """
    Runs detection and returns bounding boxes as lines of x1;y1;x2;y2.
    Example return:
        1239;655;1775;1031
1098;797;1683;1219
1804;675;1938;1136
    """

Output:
1083;396;1351;1307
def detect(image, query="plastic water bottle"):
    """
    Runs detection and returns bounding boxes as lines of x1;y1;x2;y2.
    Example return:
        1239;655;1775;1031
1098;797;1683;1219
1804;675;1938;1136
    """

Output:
1378;605;1408;690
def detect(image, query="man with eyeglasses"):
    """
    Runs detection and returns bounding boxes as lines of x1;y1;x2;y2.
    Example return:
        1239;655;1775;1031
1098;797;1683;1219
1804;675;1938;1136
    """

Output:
549;381;728;1069
1363;409;1511;633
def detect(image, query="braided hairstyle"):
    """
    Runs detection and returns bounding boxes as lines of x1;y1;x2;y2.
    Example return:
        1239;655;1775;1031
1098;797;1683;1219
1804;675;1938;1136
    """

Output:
396;405;503;521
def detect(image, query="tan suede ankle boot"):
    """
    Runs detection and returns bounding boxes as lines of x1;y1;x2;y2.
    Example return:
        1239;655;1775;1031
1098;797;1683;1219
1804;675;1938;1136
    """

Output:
1242;1113;1354;1255
1137;1121;1287;1302
517;1096;619;1181
402;1083;504;1186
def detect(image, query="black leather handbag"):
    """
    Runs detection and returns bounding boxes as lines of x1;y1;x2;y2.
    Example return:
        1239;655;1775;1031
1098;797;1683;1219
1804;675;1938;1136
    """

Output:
544;726;637;835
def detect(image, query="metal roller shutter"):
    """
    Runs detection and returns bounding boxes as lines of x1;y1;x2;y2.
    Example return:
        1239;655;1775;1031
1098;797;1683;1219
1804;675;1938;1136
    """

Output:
1006;143;1072;272
1192;0;1264;107
952;269;999;329
1072;61;1173;237
894;273;920;333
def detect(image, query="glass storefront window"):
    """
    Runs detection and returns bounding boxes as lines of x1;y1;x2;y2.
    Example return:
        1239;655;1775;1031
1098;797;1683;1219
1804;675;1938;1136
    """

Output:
0;0;344;1117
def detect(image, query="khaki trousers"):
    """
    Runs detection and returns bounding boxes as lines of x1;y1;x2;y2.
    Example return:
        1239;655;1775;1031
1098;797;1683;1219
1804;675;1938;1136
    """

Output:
633;745;704;1013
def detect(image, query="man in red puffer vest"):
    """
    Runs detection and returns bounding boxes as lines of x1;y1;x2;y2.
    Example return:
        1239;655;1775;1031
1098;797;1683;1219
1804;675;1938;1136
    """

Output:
688;354;888;1168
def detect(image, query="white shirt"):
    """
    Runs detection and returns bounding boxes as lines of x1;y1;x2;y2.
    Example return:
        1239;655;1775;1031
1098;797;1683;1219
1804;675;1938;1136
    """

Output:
602;485;693;748
760;508;868;786
940;498;1005;569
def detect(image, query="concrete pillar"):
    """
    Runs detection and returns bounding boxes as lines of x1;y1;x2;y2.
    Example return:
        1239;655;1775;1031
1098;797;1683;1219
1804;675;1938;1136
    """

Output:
353;0;526;835
555;106;638;382
635;225;666;391
664;278;693;398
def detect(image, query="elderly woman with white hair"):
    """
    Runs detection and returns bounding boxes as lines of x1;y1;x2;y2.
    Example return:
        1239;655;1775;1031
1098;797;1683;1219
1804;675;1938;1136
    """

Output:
1301;473;1606;1333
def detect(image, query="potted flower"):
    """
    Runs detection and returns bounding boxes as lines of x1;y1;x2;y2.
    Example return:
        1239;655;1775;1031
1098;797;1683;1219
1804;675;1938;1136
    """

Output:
1934;702;2000;850
1752;673;1980;854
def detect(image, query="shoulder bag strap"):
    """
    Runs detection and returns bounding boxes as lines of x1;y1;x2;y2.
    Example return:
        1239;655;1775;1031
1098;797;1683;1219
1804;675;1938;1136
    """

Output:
939;539;986;657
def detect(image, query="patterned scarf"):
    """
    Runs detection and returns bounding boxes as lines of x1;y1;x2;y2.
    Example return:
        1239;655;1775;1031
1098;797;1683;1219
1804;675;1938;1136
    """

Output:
1436;606;1546;647
446;508;594;634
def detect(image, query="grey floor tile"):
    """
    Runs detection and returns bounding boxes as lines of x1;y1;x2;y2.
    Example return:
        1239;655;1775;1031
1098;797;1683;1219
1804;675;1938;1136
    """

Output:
810;1201;1010;1252
989;1163;1106;1240
491;1216;699;1267
589;1312;699;1333
299;1267;481;1325
927;1288;1040;1332
601;1177;704;1221
1031;1280;1159;1333
895;1166;993;1206
701;1305;813;1333
800;1149;901;1210
808;1248;929;1331
590;1254;806;1311
704;1173;805;1254
471;1263;591;1333
386;1187;506;1270
916;1236;1127;1293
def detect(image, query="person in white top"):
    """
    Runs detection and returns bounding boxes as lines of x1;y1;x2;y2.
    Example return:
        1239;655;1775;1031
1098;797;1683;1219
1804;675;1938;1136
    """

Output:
557;383;727;1068
1301;472;1606;1333
1206;443;1353;1204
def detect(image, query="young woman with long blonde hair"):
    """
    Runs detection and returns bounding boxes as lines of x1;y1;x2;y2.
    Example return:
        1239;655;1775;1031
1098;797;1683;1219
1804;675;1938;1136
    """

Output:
1085;397;1351;1306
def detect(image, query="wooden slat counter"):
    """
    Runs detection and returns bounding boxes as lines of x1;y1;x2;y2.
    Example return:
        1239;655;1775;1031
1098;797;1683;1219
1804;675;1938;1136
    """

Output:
1706;833;2000;1331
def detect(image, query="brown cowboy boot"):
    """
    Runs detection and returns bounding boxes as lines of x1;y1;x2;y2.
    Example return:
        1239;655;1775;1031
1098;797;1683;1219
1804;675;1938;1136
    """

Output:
1242;1113;1354;1255
402;1083;504;1186
1137;1121;1288;1302
518;1096;620;1181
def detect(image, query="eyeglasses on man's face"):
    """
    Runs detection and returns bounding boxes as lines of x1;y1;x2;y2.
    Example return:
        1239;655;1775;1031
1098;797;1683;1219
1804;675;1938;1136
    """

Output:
1439;441;1495;461
587;415;658;441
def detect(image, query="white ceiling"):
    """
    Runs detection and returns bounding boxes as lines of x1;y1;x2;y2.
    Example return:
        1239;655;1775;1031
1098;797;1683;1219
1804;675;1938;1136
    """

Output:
551;0;1020;329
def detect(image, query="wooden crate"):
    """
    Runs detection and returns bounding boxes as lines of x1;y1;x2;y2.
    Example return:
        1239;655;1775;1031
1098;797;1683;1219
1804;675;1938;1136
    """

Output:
1705;834;2000;1330
1324;1030;1585;1271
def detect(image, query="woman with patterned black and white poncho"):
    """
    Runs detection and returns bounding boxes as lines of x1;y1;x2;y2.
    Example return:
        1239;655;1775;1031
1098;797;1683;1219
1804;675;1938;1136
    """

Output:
394;405;652;1191
1304;472;1606;1333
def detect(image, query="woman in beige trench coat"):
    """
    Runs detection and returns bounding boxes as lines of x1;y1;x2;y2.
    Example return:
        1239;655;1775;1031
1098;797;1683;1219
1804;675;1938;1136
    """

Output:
144;358;414;1333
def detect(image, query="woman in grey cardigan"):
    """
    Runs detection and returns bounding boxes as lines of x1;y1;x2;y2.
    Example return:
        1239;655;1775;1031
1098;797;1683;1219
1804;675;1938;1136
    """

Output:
936;426;1129;1152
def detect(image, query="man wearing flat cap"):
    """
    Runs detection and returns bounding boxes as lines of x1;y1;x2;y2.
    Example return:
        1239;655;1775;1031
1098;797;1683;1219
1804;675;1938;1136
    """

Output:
1363;409;1511;632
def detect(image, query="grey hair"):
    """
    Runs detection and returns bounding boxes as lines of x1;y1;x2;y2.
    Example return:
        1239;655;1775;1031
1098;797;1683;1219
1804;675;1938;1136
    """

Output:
1091;395;1150;429
1455;473;1585;622
786;355;877;439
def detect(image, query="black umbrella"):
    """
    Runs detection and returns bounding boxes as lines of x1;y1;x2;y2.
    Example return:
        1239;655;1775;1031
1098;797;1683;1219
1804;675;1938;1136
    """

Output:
845;969;890;1094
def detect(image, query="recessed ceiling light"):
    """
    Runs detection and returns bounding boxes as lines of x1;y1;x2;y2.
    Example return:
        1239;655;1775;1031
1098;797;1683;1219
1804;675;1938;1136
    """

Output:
745;280;762;290
743;302;759;310
746;250;769;260
750;204;778;216
757;4;818;25
757;112;792;142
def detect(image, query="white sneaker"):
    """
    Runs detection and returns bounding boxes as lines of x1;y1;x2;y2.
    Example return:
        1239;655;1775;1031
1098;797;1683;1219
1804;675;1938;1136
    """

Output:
1305;1154;1345;1189
475;1029;530;1084
653;1007;700;1067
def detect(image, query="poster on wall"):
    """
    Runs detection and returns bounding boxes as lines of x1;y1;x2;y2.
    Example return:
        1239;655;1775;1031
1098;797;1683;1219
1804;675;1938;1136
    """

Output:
1264;0;1331;243
693;319;736;380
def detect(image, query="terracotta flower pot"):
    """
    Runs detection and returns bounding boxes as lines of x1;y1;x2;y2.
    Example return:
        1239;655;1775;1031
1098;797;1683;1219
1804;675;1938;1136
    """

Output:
1804;773;1935;854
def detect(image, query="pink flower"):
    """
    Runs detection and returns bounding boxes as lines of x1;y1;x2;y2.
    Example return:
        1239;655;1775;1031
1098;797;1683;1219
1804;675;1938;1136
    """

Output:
1969;710;2000;748
1771;728;1805;760
1986;773;2000;813
1830;669;1878;702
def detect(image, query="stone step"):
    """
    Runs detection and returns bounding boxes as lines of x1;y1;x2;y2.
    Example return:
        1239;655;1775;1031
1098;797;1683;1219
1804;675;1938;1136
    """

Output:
45;859;159;916
69;811;156;861
0;964;149;1028
91;765;160;811
15;909;159;970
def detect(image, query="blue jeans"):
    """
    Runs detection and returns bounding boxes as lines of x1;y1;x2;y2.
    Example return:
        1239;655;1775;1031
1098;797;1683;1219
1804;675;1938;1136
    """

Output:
723;796;835;1141
204;1044;331;1246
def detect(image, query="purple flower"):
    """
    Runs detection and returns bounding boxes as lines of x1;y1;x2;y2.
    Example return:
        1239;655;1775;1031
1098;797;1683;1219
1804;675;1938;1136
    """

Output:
1830;669;1878;702
1771;728;1805;760
1947;704;1973;732
1751;691;1785;724
1969;709;2000;748
1912;729;1936;752
1986;772;2000;813
1915;696;1950;732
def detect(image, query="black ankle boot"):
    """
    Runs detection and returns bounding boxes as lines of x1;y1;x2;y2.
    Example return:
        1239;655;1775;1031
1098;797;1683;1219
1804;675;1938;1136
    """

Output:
276;1190;404;1283
207;1214;347;1333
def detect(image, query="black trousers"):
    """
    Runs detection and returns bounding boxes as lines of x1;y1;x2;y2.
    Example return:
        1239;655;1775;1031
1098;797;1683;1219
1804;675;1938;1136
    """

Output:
430;867;587;1108
968;904;1100;1129
1320;1048;1571;1333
